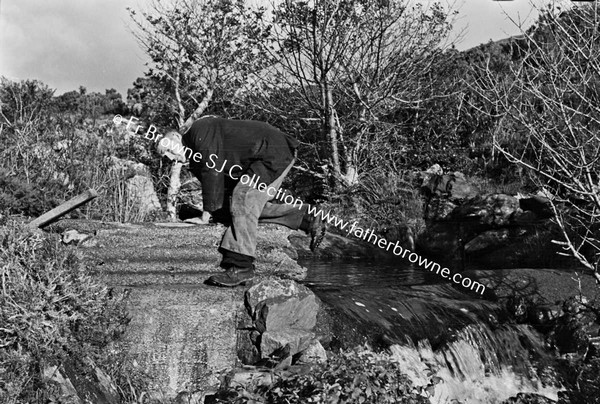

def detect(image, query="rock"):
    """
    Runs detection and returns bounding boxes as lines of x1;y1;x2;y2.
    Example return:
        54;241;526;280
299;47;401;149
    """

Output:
453;194;520;226
426;164;443;176
506;295;532;323
511;210;539;224
62;229;92;245
519;195;553;219
43;358;120;404
528;304;560;327
43;365;81;403
245;279;310;317
464;228;527;254
237;330;262;365
51;171;71;187
447;172;479;201
424;197;458;221
418;164;444;188
416;222;460;256
244;279;321;364
297;339;327;364
254;289;319;332
178;175;203;212
421;173;479;201
126;175;162;217
260;250;307;281
107;158;162;218
260;329;314;359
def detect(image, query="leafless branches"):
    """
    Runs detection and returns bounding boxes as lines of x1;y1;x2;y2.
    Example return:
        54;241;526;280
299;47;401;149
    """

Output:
474;3;600;278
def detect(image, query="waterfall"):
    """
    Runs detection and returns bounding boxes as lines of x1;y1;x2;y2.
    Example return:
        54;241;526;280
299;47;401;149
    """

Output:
388;323;561;403
302;259;563;403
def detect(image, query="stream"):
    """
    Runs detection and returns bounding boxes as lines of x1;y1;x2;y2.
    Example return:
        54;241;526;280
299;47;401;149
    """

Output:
299;258;562;404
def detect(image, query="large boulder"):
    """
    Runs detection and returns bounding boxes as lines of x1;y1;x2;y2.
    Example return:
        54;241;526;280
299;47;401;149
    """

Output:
421;172;479;202
127;175;162;216
249;281;319;332
244;279;321;361
518;195;553;219
245;278;311;317
254;293;319;333
424;197;458;221
108;157;161;218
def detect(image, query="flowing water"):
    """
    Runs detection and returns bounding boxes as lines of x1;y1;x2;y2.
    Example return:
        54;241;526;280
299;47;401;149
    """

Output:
300;258;562;404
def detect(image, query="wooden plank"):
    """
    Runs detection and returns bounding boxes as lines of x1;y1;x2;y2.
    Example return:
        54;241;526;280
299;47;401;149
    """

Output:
29;189;98;229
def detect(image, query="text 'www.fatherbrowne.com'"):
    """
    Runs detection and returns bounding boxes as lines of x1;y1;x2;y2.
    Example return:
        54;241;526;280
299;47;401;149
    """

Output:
113;114;486;295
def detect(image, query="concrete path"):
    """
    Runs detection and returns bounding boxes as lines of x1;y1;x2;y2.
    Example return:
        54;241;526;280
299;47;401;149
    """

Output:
63;221;305;399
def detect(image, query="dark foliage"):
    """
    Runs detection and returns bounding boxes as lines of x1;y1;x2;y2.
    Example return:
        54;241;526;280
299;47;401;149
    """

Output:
0;219;130;403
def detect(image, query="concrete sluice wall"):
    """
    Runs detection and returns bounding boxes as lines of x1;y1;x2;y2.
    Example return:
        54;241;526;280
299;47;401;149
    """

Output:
58;220;307;400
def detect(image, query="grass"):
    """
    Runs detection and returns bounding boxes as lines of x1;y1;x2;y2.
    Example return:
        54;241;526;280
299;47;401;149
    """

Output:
0;217;136;403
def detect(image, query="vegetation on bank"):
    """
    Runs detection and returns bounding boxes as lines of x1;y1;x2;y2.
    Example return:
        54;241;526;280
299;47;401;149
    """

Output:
0;218;135;403
1;1;600;403
212;347;431;404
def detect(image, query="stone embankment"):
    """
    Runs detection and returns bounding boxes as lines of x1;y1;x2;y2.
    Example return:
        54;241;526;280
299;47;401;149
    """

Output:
418;168;556;267
45;220;327;403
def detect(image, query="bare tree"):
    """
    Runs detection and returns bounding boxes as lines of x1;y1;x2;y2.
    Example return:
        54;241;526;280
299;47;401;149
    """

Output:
259;0;455;189
129;0;272;219
475;3;600;281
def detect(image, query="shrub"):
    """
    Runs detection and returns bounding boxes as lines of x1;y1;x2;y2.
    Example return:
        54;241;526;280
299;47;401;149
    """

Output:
214;347;431;403
0;169;64;218
553;297;600;404
0;218;130;403
323;171;425;241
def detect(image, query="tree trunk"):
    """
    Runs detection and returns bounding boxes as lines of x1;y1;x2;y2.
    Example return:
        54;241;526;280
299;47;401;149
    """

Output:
165;89;214;221
325;87;343;189
180;89;214;134
166;161;183;221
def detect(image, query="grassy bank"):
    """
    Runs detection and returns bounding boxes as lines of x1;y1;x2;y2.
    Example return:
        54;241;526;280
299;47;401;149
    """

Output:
0;217;137;403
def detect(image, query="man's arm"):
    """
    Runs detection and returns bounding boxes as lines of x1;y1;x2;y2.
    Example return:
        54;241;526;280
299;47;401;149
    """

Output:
185;121;226;212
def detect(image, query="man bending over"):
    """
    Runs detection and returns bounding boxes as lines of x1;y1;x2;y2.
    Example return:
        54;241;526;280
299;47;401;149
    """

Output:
158;116;326;287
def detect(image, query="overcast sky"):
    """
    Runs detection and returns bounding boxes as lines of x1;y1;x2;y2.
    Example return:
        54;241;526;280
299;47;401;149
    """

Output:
0;0;556;97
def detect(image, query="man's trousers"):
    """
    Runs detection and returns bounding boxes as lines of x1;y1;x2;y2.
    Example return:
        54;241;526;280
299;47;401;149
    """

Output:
219;160;305;266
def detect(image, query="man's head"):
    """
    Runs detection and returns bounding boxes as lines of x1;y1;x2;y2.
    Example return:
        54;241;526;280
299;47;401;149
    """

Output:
157;130;187;163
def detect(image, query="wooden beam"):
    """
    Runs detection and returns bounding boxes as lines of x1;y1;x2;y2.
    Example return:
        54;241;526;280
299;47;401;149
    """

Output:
29;189;98;229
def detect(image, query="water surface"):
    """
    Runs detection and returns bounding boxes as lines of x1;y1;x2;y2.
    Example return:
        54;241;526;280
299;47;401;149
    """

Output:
299;258;561;403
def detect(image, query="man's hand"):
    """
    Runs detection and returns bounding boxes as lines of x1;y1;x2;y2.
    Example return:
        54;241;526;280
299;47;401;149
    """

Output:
183;211;212;225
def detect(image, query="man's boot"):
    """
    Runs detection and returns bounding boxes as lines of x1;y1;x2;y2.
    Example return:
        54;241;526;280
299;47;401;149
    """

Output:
206;265;255;287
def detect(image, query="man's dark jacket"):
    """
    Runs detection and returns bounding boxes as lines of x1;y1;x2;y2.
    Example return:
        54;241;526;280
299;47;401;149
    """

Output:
182;117;300;212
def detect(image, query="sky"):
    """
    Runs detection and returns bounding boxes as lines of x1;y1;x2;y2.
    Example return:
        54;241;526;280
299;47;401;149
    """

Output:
0;0;555;97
